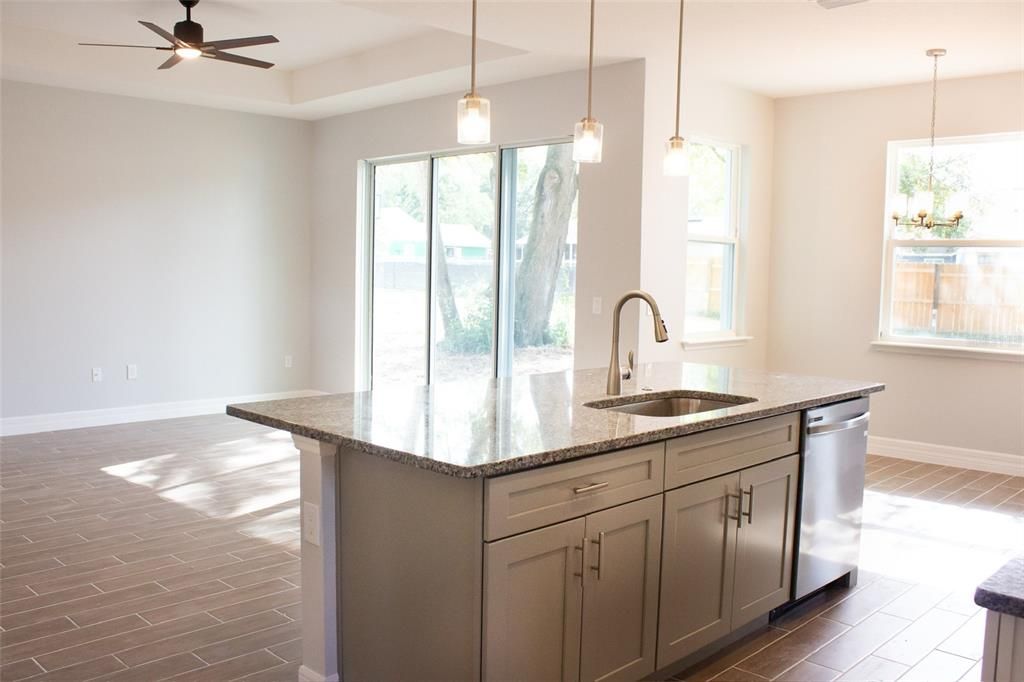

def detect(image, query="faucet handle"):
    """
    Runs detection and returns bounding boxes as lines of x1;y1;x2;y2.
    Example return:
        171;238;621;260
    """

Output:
621;350;635;380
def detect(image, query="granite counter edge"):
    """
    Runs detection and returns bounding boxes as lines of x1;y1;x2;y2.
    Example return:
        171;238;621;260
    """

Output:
227;385;883;478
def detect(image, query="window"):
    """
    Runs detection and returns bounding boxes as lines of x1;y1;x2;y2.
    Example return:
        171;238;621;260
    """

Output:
684;140;742;339
364;142;579;387
879;133;1024;353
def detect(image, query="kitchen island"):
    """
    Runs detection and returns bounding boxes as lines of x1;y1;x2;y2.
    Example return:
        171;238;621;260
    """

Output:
228;363;884;682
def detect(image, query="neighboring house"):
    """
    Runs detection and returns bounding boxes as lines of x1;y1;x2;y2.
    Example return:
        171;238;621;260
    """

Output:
375;207;492;262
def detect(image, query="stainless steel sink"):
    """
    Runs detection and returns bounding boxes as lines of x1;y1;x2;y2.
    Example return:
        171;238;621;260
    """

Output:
585;391;756;417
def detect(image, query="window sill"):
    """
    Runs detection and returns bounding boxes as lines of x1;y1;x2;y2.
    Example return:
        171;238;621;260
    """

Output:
870;340;1024;362
681;335;753;350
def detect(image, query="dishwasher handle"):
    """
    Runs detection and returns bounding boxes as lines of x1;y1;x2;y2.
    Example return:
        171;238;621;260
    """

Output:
806;411;870;436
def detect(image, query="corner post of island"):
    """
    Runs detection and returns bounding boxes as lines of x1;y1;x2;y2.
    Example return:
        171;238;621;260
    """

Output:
292;435;341;682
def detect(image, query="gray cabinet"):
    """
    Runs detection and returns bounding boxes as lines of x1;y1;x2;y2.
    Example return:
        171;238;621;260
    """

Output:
732;455;799;627
581;495;662;682
483;518;585;682
484;497;662;682
658;455;800;667
658;472;739;666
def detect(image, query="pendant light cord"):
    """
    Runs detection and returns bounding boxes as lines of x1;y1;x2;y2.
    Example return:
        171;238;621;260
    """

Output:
674;0;685;137
928;52;939;191
470;0;478;95
586;0;595;119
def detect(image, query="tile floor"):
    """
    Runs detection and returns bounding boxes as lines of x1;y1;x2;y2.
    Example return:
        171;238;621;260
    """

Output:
1;416;1021;681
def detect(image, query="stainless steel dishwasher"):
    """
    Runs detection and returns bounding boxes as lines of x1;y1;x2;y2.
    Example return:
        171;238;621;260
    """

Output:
793;397;871;600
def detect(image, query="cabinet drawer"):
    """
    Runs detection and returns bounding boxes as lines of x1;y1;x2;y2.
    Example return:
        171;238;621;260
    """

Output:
484;443;665;541
665;413;800;490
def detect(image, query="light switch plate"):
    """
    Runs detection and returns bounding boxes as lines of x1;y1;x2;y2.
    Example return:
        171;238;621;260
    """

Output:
126;364;138;380
592;297;602;315
284;355;293;369
302;502;320;546
91;367;103;383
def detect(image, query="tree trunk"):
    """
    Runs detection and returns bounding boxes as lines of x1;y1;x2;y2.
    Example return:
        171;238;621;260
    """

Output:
514;145;579;346
435;237;463;342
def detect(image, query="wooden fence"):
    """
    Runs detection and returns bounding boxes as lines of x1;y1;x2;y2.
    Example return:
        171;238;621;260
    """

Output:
891;262;1024;341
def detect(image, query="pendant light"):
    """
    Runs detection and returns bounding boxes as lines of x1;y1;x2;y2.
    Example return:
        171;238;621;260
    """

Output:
663;0;689;176
572;0;603;163
890;49;964;229
457;0;490;144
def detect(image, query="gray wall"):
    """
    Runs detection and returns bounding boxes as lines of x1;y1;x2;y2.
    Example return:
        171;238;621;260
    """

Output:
1;81;313;417
310;61;646;393
768;72;1024;457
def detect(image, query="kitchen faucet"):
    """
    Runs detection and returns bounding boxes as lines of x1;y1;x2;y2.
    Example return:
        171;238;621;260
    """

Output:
607;290;669;395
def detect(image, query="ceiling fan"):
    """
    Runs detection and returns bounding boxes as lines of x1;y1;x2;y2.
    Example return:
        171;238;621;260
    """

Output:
79;0;279;70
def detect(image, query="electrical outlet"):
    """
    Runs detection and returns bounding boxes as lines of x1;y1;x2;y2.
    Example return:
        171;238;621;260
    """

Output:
284;355;293;369
126;364;138;380
592;297;602;315
302;502;320;546
91;367;103;383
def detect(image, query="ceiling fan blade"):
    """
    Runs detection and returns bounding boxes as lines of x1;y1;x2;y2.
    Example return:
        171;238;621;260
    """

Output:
138;21;186;48
158;54;183;70
79;43;171;50
201;35;279;50
203;51;274;69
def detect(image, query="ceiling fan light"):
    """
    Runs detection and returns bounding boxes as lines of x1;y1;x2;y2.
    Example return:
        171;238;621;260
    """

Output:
663;136;689;176
573;118;603;163
457;94;490;145
174;46;202;59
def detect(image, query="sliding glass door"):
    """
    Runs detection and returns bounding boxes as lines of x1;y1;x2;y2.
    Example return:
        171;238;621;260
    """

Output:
367;142;578;388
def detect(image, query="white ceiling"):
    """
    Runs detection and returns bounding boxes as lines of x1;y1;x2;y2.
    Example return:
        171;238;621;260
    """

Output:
2;0;1020;119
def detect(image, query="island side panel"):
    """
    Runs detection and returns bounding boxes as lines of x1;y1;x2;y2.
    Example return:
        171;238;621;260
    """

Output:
294;435;341;682
338;446;484;681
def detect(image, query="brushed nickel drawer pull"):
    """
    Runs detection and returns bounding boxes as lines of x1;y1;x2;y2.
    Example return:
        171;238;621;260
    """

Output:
742;484;754;524
573;481;609;494
573;543;586;579
590;532;606;580
726;492;743;529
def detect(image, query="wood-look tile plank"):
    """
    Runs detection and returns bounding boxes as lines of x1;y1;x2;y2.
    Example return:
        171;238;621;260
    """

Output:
0;657;45;681
24;655;128;682
34;612;219;671
2;581;166;630
835;655;908;681
193;619;302;664
0;583;100;616
806;611;910;672
1;614;147;666
164;649;284;682
880;584;951;621
873;607;968;666
735;619;849;679
116;610;290;667
237;660;301;682
899;650;977;682
775;660;841;682
92;653;207;682
937;610;986;661
140;578;293;625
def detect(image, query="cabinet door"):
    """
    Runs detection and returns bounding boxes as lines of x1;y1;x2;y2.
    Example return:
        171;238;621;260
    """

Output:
580;496;663;682
657;472;739;667
483;518;585;682
732;454;799;628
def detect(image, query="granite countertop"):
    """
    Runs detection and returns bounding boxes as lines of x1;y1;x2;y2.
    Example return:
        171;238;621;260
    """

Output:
975;556;1024;618
227;362;884;478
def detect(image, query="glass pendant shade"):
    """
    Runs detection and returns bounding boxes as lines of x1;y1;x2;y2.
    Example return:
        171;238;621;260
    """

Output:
889;192;909;217
457;94;490;144
947;191;968;215
663;137;689;176
913;189;935;217
573;118;603;163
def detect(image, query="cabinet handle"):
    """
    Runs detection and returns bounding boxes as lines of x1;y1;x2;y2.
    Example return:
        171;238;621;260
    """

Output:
573;481;609;494
573;542;586;579
742;484;754;524
590;532;605;580
726;492;743;529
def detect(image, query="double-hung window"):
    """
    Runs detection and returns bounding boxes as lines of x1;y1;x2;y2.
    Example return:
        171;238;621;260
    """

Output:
878;133;1024;355
363;141;579;388
684;140;744;342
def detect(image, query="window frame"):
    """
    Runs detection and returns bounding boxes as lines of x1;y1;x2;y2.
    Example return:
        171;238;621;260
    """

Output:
359;137;575;389
683;138;745;343
877;132;1024;356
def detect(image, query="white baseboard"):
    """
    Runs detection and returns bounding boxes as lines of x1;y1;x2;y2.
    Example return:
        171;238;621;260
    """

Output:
297;666;338;682
868;435;1024;476
0;389;327;437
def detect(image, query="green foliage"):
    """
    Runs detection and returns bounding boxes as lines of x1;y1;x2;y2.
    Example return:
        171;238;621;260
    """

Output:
440;287;494;355
897;152;971;239
435;154;496;238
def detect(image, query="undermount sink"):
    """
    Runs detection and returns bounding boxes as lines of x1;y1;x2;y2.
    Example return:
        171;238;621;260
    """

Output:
585;391;756;418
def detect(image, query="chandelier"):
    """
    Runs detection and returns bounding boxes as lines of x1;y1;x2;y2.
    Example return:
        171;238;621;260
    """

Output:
890;49;965;230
